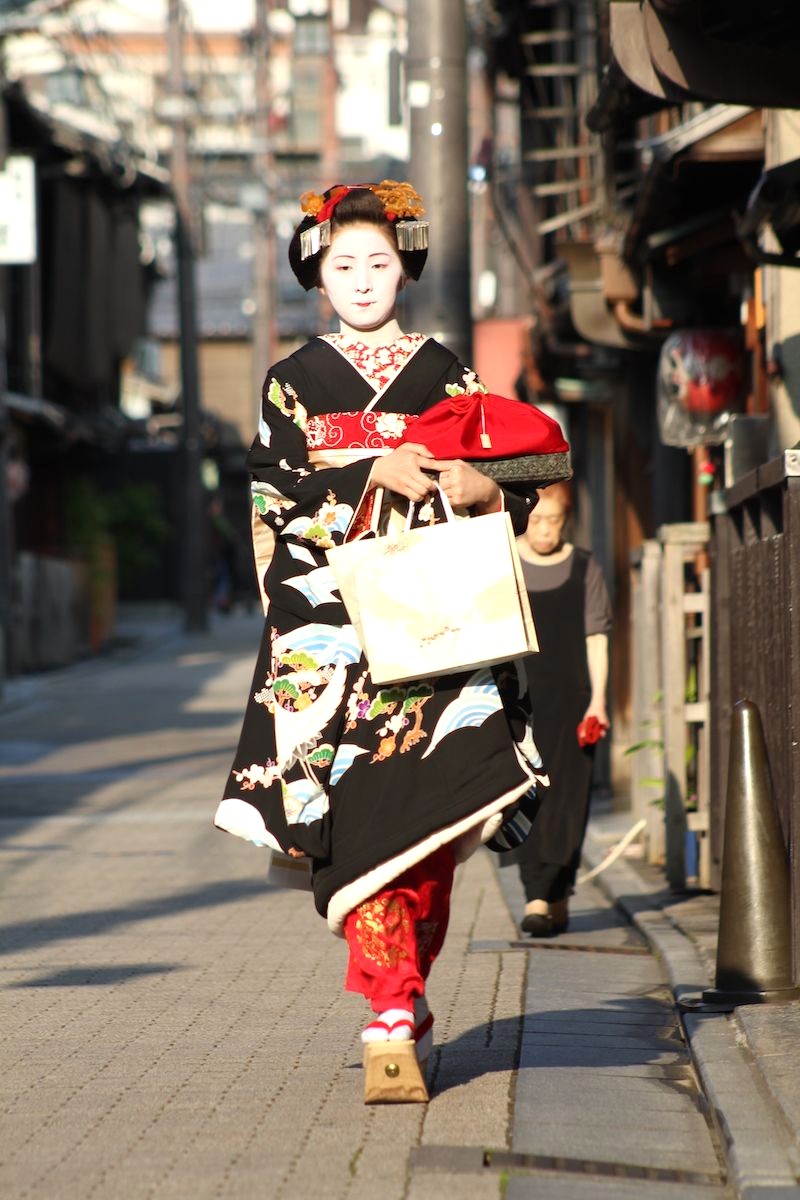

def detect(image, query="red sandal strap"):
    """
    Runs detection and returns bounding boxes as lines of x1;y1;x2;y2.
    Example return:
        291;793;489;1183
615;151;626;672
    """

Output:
387;1018;414;1037
364;1016;416;1038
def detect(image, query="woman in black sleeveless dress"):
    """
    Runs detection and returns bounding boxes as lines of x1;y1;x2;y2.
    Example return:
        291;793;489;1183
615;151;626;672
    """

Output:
513;482;611;937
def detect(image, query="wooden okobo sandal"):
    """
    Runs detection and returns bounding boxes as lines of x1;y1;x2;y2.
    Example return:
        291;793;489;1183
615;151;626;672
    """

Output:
362;1010;430;1104
363;1039;429;1104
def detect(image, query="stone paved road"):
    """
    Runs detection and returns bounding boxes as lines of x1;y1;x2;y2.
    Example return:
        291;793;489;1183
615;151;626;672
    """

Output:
0;614;731;1199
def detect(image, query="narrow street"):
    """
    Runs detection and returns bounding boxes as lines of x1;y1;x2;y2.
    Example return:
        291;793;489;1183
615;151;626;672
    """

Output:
0;614;735;1198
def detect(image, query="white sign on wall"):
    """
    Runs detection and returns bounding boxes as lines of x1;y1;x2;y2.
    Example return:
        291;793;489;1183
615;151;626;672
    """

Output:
0;156;37;265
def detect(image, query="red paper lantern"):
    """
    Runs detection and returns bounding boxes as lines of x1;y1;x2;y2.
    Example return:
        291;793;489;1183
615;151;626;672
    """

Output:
661;331;745;417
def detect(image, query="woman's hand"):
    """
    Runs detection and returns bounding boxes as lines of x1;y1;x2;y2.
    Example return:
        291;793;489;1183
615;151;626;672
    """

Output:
429;459;502;512
369;443;439;502
582;700;609;733
584;635;609;734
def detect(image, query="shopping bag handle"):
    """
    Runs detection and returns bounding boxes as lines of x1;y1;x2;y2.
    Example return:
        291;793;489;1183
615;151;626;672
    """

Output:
404;482;456;531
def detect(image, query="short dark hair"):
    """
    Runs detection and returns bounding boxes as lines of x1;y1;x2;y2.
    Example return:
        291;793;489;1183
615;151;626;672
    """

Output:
288;186;428;291
537;481;573;513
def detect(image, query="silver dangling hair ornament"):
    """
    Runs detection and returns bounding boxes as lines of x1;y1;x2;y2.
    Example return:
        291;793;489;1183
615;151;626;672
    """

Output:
396;220;429;251
299;219;332;261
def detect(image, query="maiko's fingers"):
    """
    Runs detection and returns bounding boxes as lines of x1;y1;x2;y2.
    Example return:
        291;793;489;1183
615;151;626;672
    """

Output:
401;442;437;460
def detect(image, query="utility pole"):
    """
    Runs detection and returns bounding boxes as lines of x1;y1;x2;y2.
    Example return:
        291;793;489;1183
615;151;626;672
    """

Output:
0;79;12;692
251;0;277;419
167;0;207;633
405;0;472;365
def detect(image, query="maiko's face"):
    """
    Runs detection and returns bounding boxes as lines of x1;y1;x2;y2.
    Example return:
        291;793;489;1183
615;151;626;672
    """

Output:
319;224;405;333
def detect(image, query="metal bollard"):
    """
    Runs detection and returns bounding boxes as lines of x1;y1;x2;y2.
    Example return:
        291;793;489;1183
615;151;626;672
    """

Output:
701;699;799;1007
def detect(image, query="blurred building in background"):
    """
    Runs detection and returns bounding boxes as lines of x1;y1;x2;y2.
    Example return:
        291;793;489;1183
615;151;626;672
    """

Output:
0;0;410;675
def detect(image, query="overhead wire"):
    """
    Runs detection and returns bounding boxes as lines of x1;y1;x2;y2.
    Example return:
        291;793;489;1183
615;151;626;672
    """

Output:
7;5;169;190
0;0;86;34
10;0;284;216
180;5;272;214
64;13;135;139
73;10;164;163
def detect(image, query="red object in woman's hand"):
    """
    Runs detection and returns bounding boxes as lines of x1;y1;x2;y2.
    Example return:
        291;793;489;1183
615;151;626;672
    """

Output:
577;716;608;747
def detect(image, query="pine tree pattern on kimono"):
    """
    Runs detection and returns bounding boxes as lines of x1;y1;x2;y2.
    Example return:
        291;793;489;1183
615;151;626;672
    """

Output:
220;334;544;926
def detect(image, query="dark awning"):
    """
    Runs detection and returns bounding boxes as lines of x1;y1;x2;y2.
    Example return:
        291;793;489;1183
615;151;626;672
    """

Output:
4;391;68;431
3;390;140;449
3;81;170;197
623;105;763;262
737;158;800;268
609;0;800;110
587;54;672;135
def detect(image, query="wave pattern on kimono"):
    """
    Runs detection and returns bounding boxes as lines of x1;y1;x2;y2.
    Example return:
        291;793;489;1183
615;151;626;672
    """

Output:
216;335;542;931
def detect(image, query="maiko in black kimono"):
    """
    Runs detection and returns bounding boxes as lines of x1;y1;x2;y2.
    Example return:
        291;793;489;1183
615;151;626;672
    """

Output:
216;333;543;933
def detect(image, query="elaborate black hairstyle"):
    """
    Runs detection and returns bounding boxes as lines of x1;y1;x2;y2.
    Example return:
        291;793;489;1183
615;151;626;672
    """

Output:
288;182;429;291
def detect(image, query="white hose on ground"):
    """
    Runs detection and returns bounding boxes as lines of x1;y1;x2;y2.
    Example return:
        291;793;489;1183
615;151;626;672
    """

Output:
576;818;648;885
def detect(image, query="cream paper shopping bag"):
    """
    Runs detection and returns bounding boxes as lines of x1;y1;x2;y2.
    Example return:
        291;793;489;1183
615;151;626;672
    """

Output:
265;848;313;891
329;502;538;685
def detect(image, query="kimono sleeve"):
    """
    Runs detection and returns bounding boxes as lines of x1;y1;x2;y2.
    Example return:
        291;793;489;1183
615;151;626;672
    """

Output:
246;368;374;551
441;360;536;536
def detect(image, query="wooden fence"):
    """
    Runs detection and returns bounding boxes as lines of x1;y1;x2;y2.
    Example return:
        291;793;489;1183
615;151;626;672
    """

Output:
630;523;711;888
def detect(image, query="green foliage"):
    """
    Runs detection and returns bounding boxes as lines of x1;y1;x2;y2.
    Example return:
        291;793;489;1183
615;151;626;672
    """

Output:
624;738;663;756
627;673;701;814
105;483;172;592
624;693;665;811
65;477;171;592
65;477;110;548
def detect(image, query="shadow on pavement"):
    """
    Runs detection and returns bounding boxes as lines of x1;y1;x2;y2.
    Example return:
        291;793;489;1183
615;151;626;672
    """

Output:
0;877;266;959
8;963;188;988
431;1000;696;1101
0;617;264;841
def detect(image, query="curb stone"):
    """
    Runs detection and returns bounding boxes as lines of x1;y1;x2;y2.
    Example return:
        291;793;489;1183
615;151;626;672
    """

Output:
583;822;800;1200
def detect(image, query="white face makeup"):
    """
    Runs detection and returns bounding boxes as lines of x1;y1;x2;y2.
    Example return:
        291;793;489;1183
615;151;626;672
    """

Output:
319;224;405;334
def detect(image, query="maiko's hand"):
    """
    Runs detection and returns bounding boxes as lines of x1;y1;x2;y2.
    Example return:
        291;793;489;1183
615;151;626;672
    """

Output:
369;443;439;502
428;458;502;512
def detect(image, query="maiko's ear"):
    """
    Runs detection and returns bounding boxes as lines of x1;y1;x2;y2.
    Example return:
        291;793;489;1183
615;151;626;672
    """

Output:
318;285;327;297
398;275;407;292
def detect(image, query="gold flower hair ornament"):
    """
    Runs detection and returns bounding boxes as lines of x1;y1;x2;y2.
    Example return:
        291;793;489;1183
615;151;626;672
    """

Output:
298;181;429;260
299;190;326;217
370;180;425;220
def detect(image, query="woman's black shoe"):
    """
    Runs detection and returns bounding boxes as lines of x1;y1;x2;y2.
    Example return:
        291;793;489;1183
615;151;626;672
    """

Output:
520;910;554;938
